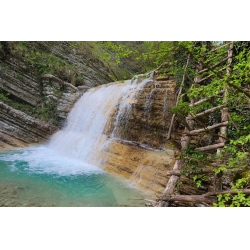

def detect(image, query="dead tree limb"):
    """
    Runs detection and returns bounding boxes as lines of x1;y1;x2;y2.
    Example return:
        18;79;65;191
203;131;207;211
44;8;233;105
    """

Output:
182;43;250;99
196;67;227;84
191;105;223;118
167;168;213;176
203;42;232;56
166;53;191;140
160;195;217;203
214;43;233;190
185;73;196;84
191;90;225;106
196;56;230;75
184;121;229;135
196;143;225;151
204;50;228;64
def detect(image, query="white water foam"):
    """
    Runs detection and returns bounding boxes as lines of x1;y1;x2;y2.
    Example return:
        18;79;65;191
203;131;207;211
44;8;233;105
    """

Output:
46;73;153;173
1;74;154;177
0;146;103;176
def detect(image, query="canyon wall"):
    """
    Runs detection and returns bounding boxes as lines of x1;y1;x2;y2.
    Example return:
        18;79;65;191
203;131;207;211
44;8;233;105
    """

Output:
0;102;57;148
0;40;205;199
95;69;206;198
0;41;143;147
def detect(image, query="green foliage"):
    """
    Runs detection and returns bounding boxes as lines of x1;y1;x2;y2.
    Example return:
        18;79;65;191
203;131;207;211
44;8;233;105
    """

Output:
122;41;250;207
155;132;162;137
213;191;250;207
0;92;11;103
181;42;250;206
16;72;24;79
3;41;250;207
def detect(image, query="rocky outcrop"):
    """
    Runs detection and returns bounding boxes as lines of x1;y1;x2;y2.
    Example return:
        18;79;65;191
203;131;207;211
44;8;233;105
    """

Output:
0;41;143;147
97;140;208;198
41;74;90;119
0;72;89;147
99;140;175;197
107;66;182;150
0;41;144;89
0;102;57;148
0;63;41;106
93;66;206;198
36;41;145;87
85;67;183;197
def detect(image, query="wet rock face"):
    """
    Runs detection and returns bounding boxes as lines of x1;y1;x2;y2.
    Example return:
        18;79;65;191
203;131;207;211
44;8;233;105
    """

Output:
98;140;175;197
99;140;210;198
107;72;181;150
0;102;58;148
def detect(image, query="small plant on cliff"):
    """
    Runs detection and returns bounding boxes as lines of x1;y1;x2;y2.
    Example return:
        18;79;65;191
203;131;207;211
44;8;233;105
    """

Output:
0;92;11;103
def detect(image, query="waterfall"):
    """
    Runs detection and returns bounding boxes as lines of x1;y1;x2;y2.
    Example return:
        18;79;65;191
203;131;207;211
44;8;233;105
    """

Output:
48;73;154;166
0;71;175;205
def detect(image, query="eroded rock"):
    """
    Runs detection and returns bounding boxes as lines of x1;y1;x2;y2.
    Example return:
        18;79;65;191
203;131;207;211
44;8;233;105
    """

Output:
0;101;58;148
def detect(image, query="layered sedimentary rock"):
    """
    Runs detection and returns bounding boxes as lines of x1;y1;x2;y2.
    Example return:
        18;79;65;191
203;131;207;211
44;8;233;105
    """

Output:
87;67;182;196
99;140;175;196
0;102;57;148
35;41;147;87
41;74;90;119
0;73;89;147
98;140;208;198
95;69;205;197
0;41;142;147
0;63;41;106
107;68;182;150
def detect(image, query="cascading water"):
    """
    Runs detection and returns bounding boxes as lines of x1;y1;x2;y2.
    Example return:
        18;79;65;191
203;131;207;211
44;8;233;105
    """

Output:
0;73;154;207
49;72;153;163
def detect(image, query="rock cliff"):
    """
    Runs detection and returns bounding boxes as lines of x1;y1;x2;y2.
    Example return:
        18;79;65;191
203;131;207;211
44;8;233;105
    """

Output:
92;68;204;198
0;41;144;147
0;40;205;200
106;66;183;150
0;102;57;148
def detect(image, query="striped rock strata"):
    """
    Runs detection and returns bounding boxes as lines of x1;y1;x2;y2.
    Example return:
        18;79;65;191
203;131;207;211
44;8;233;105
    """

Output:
0;102;58;148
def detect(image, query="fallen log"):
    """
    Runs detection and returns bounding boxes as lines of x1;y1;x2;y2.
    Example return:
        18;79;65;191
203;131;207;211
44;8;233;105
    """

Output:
167;168;213;176
196;56;230;75
191;90;225;106
196;142;225;151
160;195;217;203
196;67;227;84
162;162;182;194
191;105;223;118
184;121;229;135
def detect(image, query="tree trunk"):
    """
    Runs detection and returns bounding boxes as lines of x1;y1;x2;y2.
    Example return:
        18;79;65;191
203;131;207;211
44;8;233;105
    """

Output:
214;42;233;191
166;54;191;140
